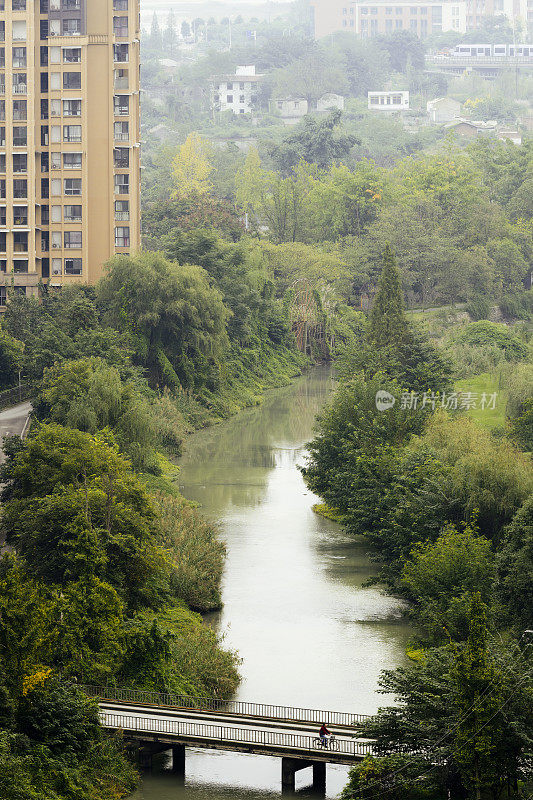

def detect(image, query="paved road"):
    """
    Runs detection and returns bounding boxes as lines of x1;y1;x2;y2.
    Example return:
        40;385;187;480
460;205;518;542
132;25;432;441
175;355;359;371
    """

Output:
0;401;32;464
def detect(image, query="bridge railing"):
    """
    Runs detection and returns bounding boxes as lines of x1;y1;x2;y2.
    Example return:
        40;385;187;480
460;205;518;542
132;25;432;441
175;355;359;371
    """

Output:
101;712;373;757
83;685;370;727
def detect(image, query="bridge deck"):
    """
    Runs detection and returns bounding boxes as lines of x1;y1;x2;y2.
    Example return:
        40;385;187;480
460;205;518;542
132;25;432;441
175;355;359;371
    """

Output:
100;706;373;765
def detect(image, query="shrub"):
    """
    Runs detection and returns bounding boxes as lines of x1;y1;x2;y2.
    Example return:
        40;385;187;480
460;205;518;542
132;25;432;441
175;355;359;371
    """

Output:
457;321;528;361
466;294;491;321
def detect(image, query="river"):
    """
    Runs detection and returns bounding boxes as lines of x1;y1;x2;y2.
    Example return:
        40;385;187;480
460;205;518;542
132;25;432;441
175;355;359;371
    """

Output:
135;366;410;800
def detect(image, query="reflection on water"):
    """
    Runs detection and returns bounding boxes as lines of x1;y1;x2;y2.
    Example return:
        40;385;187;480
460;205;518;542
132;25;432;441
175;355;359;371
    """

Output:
137;367;410;800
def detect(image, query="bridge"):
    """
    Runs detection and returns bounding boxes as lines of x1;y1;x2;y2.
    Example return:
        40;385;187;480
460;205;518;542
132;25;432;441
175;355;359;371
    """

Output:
84;686;374;794
425;54;533;79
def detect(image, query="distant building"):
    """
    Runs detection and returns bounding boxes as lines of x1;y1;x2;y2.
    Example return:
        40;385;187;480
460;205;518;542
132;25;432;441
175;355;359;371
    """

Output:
317;93;345;112
212;66;263;116
444;118;497;137
497;129;522;145
271;97;309;125
368;90;410;111
427;96;462;123
310;0;467;39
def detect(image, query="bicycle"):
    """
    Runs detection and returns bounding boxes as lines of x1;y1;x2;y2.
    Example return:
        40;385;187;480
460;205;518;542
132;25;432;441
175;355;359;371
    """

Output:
312;735;339;751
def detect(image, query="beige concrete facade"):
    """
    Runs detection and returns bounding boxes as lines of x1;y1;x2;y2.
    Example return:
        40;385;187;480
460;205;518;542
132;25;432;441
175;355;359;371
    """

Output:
0;0;140;307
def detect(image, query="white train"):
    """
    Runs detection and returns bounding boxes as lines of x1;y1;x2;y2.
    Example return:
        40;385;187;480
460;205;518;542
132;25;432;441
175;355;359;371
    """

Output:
450;43;533;58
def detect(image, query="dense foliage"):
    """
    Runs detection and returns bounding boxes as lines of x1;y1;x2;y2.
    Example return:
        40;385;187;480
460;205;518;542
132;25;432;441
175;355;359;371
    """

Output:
304;249;533;799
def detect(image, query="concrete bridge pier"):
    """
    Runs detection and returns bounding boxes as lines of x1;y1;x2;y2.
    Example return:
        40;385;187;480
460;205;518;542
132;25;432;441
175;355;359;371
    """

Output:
171;744;186;776
281;757;326;795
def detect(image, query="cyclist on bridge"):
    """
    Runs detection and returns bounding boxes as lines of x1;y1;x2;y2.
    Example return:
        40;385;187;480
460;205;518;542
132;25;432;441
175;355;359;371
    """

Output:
319;723;331;747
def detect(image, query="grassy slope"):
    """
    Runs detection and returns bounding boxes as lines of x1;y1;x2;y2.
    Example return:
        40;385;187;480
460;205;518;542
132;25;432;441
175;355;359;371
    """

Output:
455;371;508;430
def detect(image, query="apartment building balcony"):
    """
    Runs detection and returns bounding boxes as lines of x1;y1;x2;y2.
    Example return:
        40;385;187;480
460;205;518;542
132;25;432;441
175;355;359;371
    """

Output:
114;77;129;90
13;85;27;95
0;272;39;287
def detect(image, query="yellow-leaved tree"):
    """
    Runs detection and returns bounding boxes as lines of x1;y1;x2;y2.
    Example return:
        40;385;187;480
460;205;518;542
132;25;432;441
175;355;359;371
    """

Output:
171;132;213;199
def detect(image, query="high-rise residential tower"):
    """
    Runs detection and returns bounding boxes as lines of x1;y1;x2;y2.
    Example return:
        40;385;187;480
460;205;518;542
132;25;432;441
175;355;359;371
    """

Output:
0;0;140;307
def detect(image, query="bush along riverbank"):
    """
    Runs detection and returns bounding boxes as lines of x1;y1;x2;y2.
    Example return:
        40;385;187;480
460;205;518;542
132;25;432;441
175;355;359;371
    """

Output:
304;248;533;800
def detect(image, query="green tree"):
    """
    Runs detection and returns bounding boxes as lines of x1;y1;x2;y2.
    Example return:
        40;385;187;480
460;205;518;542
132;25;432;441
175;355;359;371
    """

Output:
0;327;23;389
268;111;359;173
272;47;347;108
496;495;533;632
402;524;495;641
368;245;409;348
452;594;521;799
0;424;160;611
98;253;230;391
150;11;163;50
34;357;161;472
172;132;214;199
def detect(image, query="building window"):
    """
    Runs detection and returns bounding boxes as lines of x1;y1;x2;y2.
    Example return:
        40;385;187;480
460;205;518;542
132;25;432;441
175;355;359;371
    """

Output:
64;177;81;195
62;19;81;35
114;120;129;141
13;153;27;173
52;258;62;275
0;101;4;121
64;230;82;249
13;178;26;197
13;125;26;146
63;71;81;90
114;173;129;194
115;199;129;220
13;0;27;9
0;127;4;147
63;47;81;63
0;207;5;225
12;47;26;68
41;205;49;224
0;260;5;273
41;178;49;198
114;95;129;115
64;204;81;220
0;232;5;251
114;147;129;168
65;257;82;274
63;0;81;8
13;231;28;252
0;154;5;172
115;226;130;247
13;100;26;121
0;286;6;305
63;124;81;142
227;94;233;103
0;179;5;198
63;99;81;116
63;152;82;169
13;260;28;274
114;43;129;62
13;205;27;225
114;0;128;9
113;16;129;37
13;73;27;94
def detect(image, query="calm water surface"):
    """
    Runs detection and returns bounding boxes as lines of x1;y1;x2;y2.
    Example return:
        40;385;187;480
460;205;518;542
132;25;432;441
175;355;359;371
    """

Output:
135;367;410;800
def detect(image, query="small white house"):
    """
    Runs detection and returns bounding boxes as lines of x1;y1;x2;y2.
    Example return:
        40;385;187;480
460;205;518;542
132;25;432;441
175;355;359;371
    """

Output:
427;96;462;123
272;97;309;125
368;91;409;112
212;66;263;116
317;93;345;112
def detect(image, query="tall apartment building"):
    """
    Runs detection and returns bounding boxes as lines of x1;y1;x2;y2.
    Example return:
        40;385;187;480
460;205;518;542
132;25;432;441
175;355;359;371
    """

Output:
0;0;140;308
